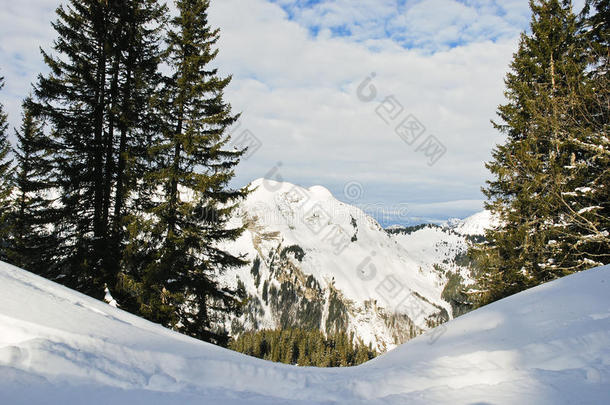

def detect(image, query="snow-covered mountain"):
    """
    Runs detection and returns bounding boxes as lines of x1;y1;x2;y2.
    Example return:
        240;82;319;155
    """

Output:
1;260;608;404
450;210;498;236
218;179;493;350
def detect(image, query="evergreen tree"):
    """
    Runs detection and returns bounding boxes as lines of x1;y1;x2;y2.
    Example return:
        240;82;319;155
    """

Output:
471;0;608;305
583;0;609;59
8;104;57;272
125;0;248;345
297;336;309;366
555;0;610;268
27;0;165;298
283;334;296;364
0;76;13;261
539;0;610;273
355;344;370;365
28;0;124;294
104;0;167;309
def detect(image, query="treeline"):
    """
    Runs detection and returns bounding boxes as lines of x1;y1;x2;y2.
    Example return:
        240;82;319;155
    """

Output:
471;0;609;305
229;329;378;367
0;0;247;345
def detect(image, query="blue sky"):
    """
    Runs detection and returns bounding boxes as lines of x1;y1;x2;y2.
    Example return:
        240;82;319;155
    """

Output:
0;0;587;226
268;0;531;50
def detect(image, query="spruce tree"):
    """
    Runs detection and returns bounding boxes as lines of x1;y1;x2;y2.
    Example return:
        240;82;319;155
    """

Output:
536;0;609;273
9;104;57;272
125;0;248;345
28;0;165;299
470;0;592;304
0;76;13;262
28;0;121;294
104;0;167;309
555;0;610;268
583;0;609;58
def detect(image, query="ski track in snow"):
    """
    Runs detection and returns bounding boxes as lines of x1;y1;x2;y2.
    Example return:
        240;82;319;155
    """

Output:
1;261;609;404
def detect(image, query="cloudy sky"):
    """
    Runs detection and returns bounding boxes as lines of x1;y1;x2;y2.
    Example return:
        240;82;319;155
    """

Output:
0;0;587;226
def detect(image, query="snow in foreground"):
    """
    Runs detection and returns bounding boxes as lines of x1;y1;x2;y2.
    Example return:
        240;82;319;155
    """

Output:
0;261;608;404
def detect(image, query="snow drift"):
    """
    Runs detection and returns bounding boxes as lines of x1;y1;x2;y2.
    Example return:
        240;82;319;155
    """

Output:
0;261;608;404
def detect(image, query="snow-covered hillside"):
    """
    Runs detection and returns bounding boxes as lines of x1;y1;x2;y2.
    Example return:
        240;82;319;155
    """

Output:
220;179;492;350
1;261;608;404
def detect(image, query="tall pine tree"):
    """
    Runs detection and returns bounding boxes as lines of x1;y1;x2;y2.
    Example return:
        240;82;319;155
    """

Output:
555;0;610;268
28;0;166;298
471;0;580;302
8;104;58;272
122;0;248;345
102;0;167;305
0;76;13;262
29;0;121;294
14;0;248;345
538;0;610;278
471;0;609;305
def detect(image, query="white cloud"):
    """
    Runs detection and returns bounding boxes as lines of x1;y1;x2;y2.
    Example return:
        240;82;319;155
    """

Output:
207;0;519;222
0;0;56;131
3;0;582;224
268;0;531;50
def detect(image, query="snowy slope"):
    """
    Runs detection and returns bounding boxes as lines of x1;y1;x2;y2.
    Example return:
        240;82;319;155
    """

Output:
451;210;499;236
390;225;472;280
1;261;608;404
387;214;497;318
388;210;497;286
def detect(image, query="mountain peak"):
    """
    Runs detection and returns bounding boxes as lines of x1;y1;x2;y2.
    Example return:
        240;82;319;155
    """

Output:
249;178;335;201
